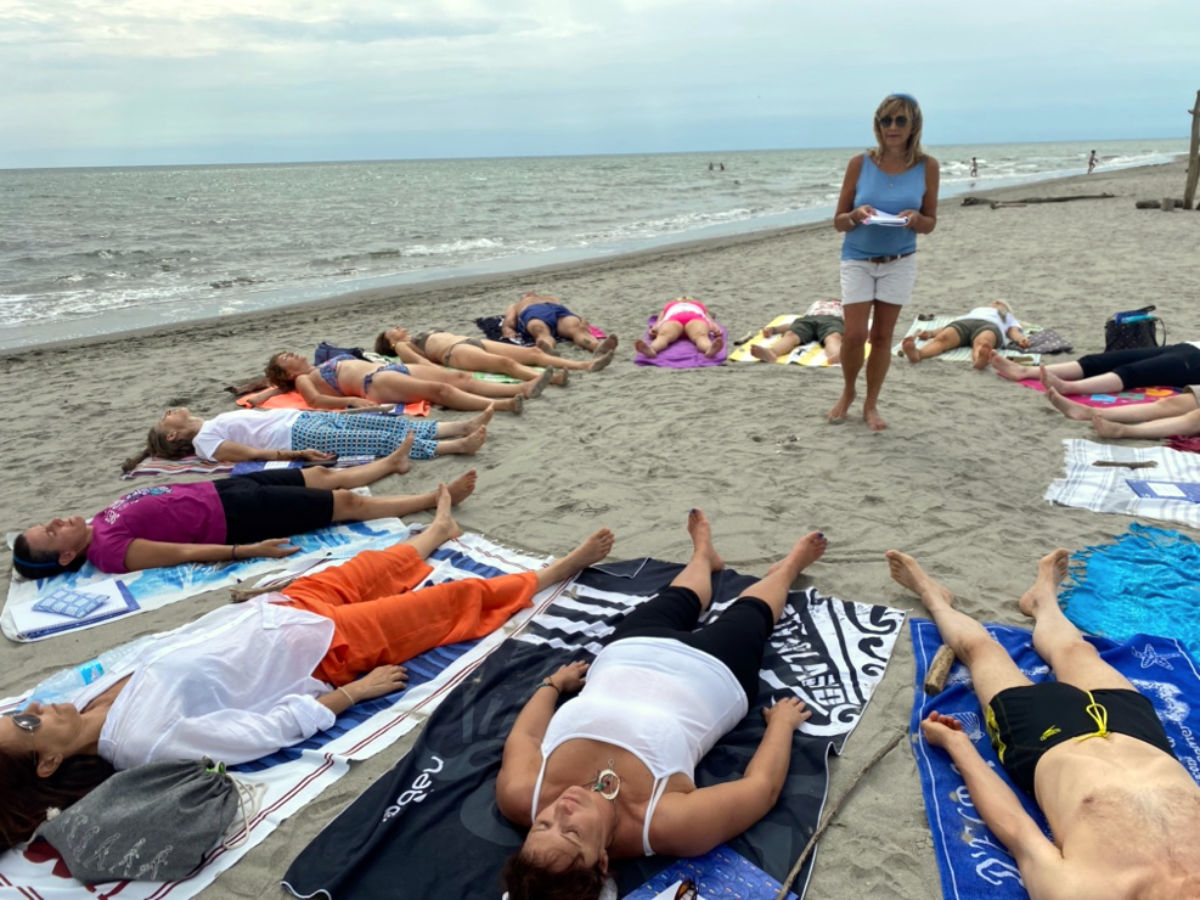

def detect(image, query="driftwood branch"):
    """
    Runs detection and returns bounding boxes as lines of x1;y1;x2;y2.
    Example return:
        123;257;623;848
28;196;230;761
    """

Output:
961;193;1114;209
774;729;907;899
923;645;957;695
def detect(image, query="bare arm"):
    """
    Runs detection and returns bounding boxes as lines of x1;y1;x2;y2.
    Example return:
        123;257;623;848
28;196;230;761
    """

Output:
495;661;588;825
122;537;300;571
210;441;334;463
316;664;409;714
391;341;428;365
648;697;809;858
902;156;940;234
294;373;369;410
834;155;870;232
501;303;520;338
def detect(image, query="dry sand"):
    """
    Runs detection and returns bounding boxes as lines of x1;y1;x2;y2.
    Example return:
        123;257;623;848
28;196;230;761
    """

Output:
2;159;1198;899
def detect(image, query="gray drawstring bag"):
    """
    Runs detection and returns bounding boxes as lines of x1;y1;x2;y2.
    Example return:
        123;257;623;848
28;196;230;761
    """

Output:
37;757;242;884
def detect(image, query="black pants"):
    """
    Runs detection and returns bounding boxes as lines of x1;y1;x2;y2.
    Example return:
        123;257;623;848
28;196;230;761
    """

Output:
1077;343;1200;389
214;469;335;544
608;585;774;701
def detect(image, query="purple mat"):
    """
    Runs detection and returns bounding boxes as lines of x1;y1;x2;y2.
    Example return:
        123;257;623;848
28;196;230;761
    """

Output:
633;316;729;368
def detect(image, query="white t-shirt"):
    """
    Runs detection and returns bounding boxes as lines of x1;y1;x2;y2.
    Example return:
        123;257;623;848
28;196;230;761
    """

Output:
961;306;1021;337
79;597;337;769
192;409;303;461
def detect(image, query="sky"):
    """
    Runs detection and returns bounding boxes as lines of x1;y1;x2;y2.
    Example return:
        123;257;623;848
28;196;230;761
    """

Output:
1;0;1197;168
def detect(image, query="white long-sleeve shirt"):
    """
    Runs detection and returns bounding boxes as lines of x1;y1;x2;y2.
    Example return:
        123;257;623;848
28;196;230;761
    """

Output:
74;597;337;769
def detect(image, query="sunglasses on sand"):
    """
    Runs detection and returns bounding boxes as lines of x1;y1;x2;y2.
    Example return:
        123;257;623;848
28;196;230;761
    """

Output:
877;115;909;128
3;711;41;732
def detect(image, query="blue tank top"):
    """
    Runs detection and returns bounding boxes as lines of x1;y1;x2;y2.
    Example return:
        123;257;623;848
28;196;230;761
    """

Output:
841;155;927;260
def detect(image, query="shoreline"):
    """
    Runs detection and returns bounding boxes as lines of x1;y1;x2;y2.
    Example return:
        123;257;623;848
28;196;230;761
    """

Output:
1;156;1184;359
2;156;1198;900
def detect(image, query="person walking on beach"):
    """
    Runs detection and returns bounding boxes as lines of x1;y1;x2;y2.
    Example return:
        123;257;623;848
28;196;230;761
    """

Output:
888;548;1200;899
501;292;615;355
831;93;939;430
1087;150;1098;174
751;299;844;365
969;157;978;178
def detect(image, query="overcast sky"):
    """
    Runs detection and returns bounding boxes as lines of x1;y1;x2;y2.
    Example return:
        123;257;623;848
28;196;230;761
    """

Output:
2;0;1196;168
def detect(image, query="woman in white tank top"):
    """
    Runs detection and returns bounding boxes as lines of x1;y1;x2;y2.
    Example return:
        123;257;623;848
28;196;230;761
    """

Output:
495;510;827;899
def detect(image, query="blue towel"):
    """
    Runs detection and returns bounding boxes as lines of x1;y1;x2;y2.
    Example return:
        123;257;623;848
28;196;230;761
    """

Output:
910;618;1200;900
1063;524;1200;662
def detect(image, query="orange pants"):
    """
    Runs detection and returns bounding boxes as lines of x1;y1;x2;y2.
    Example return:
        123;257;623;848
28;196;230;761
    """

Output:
281;542;538;686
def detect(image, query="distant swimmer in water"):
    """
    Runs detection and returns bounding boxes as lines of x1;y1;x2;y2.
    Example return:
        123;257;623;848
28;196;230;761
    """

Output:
1087;149;1098;174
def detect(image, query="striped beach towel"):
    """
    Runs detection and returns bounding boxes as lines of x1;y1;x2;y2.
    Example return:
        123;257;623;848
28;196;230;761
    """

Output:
911;618;1200;900
122;454;375;480
282;559;904;899
0;531;557;900
1044;438;1200;529
892;315;1041;364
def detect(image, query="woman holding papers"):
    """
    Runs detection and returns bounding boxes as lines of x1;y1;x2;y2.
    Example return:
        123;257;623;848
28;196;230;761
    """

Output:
830;93;940;430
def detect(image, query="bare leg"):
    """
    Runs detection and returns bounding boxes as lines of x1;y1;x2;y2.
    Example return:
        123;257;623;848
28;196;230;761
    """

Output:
533;528;616;590
434;426;487;455
1095;408;1200;439
435;405;495;438
830;302;869;421
1018;549;1133;690
902;326;960;364
330;468;477;521
665;509;726;612
480;339;602;372
447;344;545;382
402;484;465;558
524;319;557;353
970;332;999;370
862;300;903;431
823;333;843;365
594;335;619;355
1045;387;1093;421
990;351;1081;383
752;331;802;363
1040;364;1123;396
684;318;720;357
300;433;415;487
636;320;683;357
1083;392;1199;424
747;531;828;621
556;316;601;352
366;372;521;413
887;550;1030;707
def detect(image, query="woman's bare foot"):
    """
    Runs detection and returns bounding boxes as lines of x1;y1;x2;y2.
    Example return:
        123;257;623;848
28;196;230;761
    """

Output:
446;469;477;504
1039;363;1071;394
549;368;570;387
1092;416;1128;439
685;508;725;572
535;336;556;354
594;335;618;355
989;350;1033;381
886;549;954;612
766;531;828;579
438;426;487;456
1047;387;1091;421
427;484;463;542
750;343;779;363
384;432;416;474
635;338;658;359
497;395;523;415
828;389;855;423
863;405;887;432
458;404;495;433
901;335;921;363
523;367;555;398
704;332;725;359
1017;548;1070;618
588;350;615;372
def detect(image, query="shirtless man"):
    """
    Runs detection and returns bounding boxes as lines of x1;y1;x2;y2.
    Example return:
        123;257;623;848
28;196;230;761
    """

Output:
501;292;617;354
888;548;1200;900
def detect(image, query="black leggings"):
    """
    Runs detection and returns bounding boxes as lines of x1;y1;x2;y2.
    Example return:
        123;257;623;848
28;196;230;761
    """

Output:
1077;343;1200;389
608;586;774;701
214;469;335;544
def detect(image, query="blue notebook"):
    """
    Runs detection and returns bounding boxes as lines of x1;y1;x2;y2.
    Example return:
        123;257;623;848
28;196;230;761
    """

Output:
1126;479;1200;503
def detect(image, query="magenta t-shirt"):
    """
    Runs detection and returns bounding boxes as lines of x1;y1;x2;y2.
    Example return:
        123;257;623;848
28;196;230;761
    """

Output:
86;483;227;574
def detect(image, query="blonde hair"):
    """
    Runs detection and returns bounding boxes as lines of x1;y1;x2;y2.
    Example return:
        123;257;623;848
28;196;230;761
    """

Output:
869;94;925;169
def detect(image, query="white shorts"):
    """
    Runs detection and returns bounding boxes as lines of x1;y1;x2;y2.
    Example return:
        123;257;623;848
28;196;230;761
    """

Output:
840;254;918;306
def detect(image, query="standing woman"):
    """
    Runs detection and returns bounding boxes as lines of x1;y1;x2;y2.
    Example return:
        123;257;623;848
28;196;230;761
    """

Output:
830;93;939;431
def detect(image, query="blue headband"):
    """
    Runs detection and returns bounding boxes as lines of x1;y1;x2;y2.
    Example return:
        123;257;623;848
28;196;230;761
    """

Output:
11;553;62;570
888;93;919;108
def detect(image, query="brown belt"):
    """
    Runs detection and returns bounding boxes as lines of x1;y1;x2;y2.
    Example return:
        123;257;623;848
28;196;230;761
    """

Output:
864;252;916;264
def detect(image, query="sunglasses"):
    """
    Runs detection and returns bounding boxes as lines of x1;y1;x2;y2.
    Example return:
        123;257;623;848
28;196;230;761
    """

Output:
3;711;41;733
877;115;909;128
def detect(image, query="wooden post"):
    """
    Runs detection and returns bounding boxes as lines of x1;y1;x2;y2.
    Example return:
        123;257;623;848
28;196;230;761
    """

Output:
1185;90;1200;210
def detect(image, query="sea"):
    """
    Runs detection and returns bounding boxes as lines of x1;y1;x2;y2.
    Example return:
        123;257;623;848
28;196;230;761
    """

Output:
0;138;1187;352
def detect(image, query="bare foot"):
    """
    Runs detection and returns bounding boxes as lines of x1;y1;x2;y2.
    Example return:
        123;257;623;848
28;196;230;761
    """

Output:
550;369;569;387
989;350;1031;381
1018;548;1070;618
635;338;658;359
825;350;841;366
535;336;556;354
1047;387;1091;421
446;469;477;504
1038;363;1070;395
462;404;495;433
685;508;725;571
564;527;616;569
523;367;555;398
901;335;921;364
863;406;887;431
448;425;487;455
588;350;614;372
828;389;855;423
886;549;954;612
499;395;523;415
1092;415;1127;439
704;332;725;359
750;343;779;364
428;484;463;541
971;344;991;370
594;335;618;355
766;531;828;579
385;432;416;474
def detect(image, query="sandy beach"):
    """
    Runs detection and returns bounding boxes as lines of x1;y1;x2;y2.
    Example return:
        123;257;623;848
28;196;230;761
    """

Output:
3;158;1198;898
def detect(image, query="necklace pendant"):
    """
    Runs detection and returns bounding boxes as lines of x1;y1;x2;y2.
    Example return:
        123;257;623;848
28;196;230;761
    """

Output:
593;764;621;800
